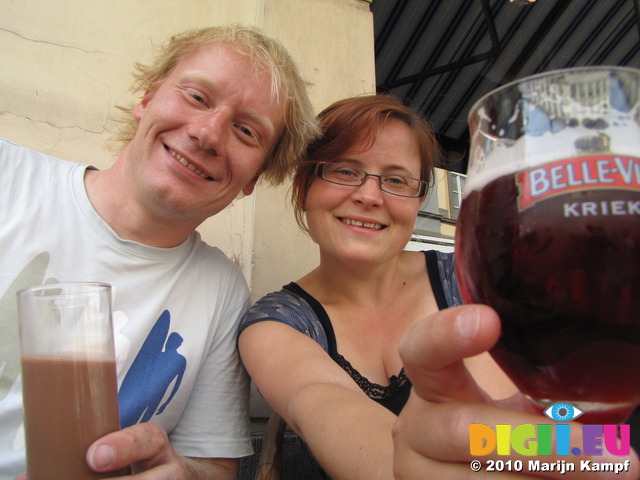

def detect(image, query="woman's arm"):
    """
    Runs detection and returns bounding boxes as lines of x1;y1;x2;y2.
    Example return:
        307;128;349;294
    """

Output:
239;321;396;480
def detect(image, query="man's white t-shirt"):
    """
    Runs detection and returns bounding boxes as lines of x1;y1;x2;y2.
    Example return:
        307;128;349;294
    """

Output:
0;139;252;476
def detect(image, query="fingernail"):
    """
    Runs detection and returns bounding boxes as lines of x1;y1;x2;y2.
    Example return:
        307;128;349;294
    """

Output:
455;306;480;341
88;444;114;470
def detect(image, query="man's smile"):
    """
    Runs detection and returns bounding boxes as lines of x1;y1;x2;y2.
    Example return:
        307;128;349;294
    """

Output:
166;146;213;180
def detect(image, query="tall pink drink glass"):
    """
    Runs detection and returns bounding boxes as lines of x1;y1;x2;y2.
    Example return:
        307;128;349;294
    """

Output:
455;67;640;424
18;282;126;479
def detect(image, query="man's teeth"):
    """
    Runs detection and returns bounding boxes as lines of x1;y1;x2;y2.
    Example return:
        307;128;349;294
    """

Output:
341;218;383;230
168;149;210;179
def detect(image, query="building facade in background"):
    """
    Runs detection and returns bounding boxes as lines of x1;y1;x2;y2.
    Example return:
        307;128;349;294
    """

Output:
407;168;465;253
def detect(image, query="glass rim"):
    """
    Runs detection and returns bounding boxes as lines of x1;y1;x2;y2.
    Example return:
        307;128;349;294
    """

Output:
468;65;640;122
17;282;112;299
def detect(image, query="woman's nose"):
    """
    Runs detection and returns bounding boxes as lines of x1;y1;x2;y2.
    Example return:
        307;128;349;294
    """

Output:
352;174;384;204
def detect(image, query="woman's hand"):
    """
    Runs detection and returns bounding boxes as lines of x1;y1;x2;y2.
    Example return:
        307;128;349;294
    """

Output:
392;305;639;479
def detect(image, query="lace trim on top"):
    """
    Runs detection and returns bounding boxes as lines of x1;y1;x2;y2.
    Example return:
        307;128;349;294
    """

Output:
335;353;408;400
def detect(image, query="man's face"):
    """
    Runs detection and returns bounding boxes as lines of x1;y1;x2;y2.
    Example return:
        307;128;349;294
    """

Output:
127;42;284;224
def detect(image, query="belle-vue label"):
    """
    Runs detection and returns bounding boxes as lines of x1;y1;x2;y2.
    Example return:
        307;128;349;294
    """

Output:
516;155;640;210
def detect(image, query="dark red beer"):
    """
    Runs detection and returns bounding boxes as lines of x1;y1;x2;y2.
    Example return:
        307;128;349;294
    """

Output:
455;155;640;422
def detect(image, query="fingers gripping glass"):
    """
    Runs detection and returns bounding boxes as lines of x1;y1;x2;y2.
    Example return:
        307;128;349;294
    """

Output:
315;162;427;197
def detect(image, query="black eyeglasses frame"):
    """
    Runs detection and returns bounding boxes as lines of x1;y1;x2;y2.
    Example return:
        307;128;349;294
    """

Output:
314;162;427;198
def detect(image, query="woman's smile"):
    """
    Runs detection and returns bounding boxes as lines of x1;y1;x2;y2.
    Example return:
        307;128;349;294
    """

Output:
338;217;386;231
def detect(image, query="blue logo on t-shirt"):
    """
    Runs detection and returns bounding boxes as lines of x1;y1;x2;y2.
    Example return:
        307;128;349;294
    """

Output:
118;310;186;427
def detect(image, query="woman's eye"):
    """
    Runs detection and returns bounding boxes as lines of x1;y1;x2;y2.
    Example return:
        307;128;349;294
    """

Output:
385;176;408;185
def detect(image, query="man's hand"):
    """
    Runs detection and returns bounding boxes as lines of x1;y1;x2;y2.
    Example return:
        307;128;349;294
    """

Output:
15;421;237;480
86;422;237;479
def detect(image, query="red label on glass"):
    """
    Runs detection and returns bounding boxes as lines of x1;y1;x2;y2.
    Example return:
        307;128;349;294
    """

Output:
516;155;640;210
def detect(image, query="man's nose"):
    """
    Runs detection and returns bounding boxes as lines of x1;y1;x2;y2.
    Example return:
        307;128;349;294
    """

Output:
190;108;231;154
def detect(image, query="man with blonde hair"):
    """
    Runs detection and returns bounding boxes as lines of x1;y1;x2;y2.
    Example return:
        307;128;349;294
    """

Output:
1;24;318;479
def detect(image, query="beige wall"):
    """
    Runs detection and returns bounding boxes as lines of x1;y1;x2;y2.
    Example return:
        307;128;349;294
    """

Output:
0;0;376;302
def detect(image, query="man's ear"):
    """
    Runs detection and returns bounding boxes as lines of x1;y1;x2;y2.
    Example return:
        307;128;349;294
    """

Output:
132;91;153;121
242;174;261;196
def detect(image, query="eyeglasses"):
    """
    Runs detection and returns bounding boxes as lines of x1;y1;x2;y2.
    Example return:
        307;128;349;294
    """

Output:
315;162;427;198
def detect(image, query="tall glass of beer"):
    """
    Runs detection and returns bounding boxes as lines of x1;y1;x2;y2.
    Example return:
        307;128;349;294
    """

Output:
455;67;640;423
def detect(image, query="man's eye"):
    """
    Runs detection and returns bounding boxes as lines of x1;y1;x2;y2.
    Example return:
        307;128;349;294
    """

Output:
190;93;206;104
239;126;254;137
543;402;584;422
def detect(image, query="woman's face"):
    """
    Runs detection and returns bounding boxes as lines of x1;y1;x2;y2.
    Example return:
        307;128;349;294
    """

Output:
305;118;424;266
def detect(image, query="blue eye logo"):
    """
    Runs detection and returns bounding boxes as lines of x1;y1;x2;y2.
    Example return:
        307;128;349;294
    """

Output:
543;402;584;422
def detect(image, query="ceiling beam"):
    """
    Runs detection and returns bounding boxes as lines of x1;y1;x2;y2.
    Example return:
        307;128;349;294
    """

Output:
377;0;500;92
